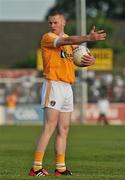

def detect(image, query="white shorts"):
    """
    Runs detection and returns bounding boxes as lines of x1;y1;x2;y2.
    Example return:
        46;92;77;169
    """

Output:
41;80;73;112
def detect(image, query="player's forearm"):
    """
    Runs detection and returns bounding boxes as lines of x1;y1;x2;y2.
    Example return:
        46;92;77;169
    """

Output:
63;35;90;45
57;35;90;46
56;29;106;47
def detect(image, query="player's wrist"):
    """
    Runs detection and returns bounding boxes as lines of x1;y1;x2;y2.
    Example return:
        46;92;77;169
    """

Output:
85;35;91;42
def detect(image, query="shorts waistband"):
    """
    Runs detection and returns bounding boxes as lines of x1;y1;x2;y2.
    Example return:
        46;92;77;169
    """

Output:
44;79;71;86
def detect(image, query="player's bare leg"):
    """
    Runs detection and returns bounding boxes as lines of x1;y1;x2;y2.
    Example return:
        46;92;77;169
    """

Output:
29;108;59;176
54;111;72;176
36;108;59;151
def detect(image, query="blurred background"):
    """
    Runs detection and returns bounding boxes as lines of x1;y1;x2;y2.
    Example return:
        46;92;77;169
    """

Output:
0;0;125;125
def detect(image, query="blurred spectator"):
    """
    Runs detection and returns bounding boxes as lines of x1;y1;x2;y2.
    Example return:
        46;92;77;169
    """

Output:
96;96;110;125
0;83;6;104
1;70;125;105
6;91;17;121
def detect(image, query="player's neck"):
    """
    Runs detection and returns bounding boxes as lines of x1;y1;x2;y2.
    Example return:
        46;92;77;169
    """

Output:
51;31;65;37
54;31;65;37
58;32;65;37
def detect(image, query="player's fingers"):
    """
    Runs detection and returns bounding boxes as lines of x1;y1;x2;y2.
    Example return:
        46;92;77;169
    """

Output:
87;52;91;56
96;30;105;34
82;54;95;62
95;33;106;40
92;25;96;31
81;57;92;63
81;59;94;66
82;54;92;58
90;25;96;33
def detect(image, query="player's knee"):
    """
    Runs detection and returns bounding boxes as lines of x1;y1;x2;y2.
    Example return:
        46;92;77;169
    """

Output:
59;125;69;137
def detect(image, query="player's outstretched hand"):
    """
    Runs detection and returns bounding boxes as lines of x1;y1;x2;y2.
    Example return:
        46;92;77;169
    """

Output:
88;25;106;41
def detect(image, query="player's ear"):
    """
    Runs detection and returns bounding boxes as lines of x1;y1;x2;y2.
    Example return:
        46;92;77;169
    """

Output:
62;16;66;26
62;19;66;26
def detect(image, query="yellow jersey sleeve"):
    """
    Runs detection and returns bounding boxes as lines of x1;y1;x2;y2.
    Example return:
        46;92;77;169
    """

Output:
42;32;58;47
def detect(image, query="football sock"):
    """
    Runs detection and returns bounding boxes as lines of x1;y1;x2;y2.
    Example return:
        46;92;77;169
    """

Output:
33;151;44;172
56;154;66;172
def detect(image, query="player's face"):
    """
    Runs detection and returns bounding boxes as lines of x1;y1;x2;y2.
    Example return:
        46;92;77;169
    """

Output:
48;15;65;36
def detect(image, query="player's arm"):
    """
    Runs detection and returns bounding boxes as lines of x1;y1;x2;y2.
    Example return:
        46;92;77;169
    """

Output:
56;26;106;47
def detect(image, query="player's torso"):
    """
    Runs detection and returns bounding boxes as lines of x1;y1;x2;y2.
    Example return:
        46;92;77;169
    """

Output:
41;32;75;84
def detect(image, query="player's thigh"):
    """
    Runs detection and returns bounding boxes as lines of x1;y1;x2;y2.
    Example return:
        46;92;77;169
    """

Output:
44;107;60;127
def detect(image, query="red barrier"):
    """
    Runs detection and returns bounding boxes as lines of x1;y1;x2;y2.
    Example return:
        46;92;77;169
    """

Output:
72;103;125;124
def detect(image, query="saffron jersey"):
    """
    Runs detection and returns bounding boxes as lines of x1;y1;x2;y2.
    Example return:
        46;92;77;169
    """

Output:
41;32;75;84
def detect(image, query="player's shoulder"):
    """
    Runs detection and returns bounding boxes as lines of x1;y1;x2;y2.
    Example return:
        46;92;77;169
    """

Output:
63;33;69;37
42;32;69;40
42;32;58;39
41;32;59;47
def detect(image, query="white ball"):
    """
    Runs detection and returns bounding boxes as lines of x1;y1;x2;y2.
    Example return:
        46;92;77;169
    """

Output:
73;45;90;67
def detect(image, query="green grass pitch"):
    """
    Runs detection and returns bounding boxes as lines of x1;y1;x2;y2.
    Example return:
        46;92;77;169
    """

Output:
0;125;125;179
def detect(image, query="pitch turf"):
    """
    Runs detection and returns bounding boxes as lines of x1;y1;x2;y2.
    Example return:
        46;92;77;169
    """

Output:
0;125;125;180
